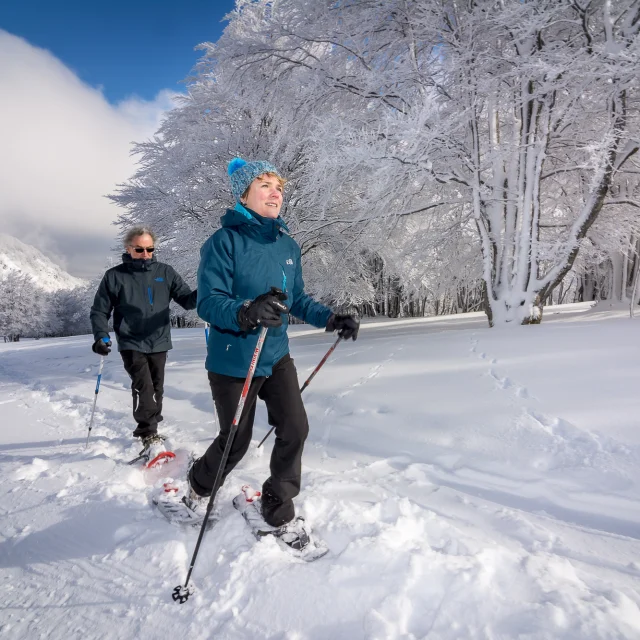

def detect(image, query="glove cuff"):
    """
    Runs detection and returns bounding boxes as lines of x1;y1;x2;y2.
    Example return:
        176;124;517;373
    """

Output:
237;300;258;332
325;314;336;332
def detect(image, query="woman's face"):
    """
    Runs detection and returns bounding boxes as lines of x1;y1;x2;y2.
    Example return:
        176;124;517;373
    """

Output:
241;174;283;219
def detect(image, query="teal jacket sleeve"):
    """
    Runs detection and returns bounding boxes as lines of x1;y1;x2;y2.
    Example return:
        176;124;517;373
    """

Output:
289;244;333;328
197;230;244;331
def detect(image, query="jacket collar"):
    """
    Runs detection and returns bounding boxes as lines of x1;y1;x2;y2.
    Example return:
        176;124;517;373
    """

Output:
121;253;157;271
220;204;290;241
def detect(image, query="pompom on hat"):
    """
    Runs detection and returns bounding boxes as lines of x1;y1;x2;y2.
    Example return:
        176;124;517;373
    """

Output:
228;157;281;201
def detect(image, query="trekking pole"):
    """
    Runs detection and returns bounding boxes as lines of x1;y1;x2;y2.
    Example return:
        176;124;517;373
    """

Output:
173;324;269;604
257;335;342;449
85;337;110;449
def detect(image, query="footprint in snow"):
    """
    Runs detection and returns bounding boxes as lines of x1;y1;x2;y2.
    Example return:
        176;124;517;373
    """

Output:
489;368;532;400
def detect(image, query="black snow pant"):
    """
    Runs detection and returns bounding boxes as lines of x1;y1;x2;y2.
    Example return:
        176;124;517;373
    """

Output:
120;350;167;439
190;353;309;527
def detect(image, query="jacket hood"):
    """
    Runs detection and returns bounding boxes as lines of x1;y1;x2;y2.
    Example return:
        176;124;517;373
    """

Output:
221;204;289;239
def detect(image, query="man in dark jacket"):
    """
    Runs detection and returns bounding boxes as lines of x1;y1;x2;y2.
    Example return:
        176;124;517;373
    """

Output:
90;226;197;460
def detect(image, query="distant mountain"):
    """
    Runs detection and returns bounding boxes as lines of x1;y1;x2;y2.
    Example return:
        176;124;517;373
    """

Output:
0;234;85;292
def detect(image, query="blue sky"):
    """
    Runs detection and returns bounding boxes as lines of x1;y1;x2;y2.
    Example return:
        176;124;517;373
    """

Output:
0;0;236;103
0;1;237;277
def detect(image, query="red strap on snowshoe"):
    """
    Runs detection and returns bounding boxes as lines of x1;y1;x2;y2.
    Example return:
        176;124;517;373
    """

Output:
146;451;176;469
241;484;261;502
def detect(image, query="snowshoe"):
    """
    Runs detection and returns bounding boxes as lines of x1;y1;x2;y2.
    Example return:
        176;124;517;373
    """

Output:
153;492;217;530
128;434;176;468
233;485;329;561
153;455;217;530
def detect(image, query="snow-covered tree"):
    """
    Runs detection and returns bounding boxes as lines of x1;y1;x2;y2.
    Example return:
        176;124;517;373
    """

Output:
52;285;94;337
0;272;88;340
0;272;37;341
111;0;640;325
210;0;640;324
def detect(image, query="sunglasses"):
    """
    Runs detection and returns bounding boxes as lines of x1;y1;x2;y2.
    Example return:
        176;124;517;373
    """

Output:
133;247;155;254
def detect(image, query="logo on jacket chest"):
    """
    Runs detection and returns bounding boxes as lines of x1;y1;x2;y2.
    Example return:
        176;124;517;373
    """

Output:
286;259;293;265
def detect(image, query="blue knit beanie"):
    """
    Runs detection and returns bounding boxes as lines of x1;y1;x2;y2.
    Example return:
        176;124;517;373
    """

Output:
228;157;281;201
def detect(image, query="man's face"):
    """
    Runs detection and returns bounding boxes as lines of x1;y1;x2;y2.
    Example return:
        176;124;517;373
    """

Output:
242;174;283;219
126;234;155;259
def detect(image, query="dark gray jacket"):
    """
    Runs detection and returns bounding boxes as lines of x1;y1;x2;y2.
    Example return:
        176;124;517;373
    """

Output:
90;254;197;353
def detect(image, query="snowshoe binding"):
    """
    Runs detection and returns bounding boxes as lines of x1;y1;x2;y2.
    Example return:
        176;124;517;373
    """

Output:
153;455;218;530
128;434;176;468
233;485;329;561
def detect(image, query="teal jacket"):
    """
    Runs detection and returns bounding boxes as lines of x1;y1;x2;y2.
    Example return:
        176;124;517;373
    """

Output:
197;206;332;377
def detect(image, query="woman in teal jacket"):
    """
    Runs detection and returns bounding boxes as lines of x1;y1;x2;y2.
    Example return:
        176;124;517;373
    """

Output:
188;158;359;528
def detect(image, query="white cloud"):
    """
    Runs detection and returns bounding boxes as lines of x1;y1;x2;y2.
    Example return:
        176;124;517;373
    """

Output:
0;30;180;278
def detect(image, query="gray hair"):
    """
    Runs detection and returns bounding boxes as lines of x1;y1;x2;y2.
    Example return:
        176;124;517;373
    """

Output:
123;226;157;247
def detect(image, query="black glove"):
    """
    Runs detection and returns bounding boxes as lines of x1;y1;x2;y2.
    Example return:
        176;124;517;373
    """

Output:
326;314;360;341
238;289;289;331
92;337;112;356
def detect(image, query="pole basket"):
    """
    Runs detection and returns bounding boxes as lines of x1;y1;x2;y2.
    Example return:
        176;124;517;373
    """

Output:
172;583;194;604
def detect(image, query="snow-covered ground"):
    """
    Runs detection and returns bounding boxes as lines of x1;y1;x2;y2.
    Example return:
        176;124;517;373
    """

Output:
1;305;639;639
